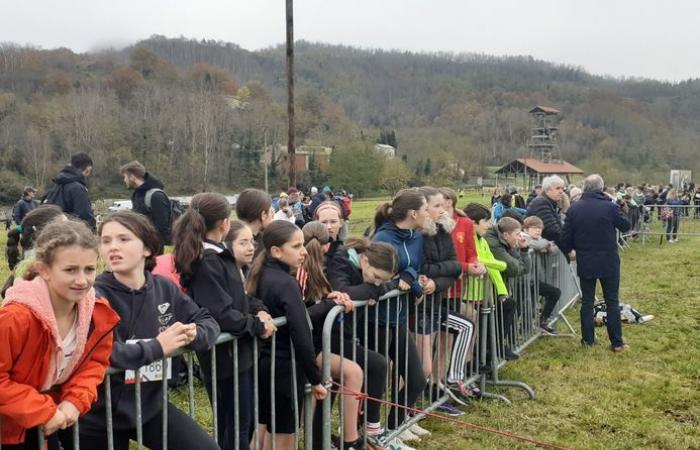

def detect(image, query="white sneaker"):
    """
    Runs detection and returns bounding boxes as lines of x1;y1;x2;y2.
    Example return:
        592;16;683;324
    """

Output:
409;423;431;437
398;428;421;442
385;437;417;450
638;314;655;323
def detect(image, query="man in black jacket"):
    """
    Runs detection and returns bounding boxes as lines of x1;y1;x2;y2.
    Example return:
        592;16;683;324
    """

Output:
526;175;565;244
45;152;95;228
12;186;38;224
120;160;173;246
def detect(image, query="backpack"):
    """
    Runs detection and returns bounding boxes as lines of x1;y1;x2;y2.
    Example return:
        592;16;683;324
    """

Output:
340;196;352;218
42;184;66;209
660;206;673;221
333;196;349;220
145;188;185;222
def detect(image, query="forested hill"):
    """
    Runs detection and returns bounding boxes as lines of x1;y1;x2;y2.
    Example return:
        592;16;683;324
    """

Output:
1;35;699;202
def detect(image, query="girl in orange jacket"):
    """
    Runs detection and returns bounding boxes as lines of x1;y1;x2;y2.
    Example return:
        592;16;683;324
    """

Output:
0;218;119;449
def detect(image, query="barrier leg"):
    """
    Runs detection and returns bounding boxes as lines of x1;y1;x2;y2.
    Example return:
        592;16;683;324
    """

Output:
484;298;536;400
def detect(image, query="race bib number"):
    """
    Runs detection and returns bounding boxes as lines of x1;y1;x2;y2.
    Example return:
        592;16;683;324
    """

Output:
124;339;172;384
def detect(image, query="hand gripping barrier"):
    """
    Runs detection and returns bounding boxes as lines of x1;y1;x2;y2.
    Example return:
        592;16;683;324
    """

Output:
3;251;582;450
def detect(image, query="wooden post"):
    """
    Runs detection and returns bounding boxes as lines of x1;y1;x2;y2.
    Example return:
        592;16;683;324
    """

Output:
286;0;296;188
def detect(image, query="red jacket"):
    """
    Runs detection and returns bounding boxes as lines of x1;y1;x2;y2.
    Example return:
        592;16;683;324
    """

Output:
0;278;119;444
449;212;478;298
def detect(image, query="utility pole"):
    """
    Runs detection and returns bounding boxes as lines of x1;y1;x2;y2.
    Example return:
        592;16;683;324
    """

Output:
263;128;269;193
286;0;296;188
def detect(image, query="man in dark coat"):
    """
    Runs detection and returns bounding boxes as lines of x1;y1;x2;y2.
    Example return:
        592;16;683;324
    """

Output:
120;160;173;246
561;174;631;351
526;176;565;244
45;152;95;228
12;186;38;224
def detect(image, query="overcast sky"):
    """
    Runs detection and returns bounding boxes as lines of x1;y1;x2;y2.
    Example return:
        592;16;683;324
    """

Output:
2;0;699;82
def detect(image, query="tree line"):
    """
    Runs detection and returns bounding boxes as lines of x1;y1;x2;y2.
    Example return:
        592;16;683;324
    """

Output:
1;36;700;203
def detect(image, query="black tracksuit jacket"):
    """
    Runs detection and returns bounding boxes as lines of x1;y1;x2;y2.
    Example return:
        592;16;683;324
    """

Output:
80;271;220;433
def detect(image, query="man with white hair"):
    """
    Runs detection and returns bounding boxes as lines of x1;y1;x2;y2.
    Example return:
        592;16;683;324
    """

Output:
526;175;566;244
561;174;631;351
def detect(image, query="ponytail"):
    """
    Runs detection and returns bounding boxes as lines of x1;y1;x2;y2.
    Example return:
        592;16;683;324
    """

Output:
371;188;426;236
301;238;332;302
345;237;397;274
5;204;64;272
245;220;302;296
173;209;207;279
371;203;392;237
245;249;267;296
173;192;231;279
6;227;21;271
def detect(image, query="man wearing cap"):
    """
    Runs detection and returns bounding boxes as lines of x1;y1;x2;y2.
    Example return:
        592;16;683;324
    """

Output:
12;186;39;224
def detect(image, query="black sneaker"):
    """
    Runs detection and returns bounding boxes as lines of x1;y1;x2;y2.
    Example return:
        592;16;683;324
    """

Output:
344;438;367;450
504;349;520;360
540;321;557;335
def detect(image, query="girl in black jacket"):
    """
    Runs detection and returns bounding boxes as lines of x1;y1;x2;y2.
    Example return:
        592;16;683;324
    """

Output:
327;238;405;445
298;222;370;450
80;211;220;450
246;220;328;450
416;187;475;408
174;193;276;450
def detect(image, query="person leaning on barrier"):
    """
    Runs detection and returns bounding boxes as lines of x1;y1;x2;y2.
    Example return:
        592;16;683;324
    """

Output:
521;216;561;335
296;222;368;450
367;189;428;443
414;187;475;413
526;175;566;244
245;221;328;450
485;216;531;360
175;194;275;450
560;174;631;352
326;237;396;442
79;212;221;450
0;219;119;449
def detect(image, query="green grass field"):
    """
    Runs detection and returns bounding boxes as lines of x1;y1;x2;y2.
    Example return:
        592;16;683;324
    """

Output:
2;193;699;449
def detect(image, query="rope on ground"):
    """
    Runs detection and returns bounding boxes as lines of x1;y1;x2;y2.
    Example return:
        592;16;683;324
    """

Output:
329;381;572;450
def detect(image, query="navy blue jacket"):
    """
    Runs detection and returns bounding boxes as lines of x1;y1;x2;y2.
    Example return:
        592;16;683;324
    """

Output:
372;221;423;326
561;191;631;279
526;194;562;244
12;197;38;224
83;271;220;432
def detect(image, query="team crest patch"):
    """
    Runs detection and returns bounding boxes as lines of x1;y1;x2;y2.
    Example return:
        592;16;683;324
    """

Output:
158;303;170;314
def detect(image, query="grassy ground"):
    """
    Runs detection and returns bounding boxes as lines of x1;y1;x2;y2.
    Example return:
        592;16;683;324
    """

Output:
2;193;698;449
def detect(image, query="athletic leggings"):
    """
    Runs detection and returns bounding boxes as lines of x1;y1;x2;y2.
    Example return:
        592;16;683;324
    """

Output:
442;312;475;384
363;324;425;429
332;339;388;423
76;402;219;450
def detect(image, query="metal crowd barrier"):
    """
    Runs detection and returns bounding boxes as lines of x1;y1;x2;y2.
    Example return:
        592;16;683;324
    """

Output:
27;316;318;450
10;251;583;450
619;204;700;245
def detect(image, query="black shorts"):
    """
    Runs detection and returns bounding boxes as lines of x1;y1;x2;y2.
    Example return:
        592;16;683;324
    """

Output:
258;356;306;434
